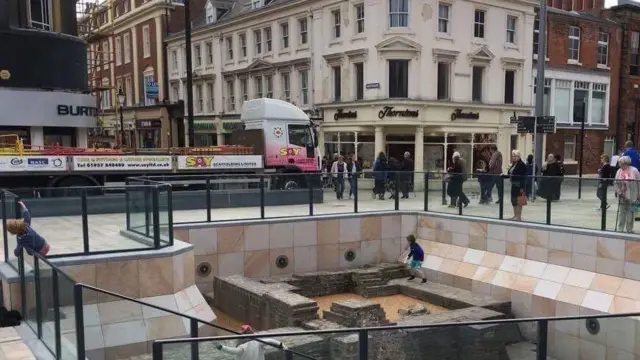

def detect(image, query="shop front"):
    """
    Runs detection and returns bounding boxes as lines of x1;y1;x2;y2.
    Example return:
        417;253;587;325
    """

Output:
194;118;244;147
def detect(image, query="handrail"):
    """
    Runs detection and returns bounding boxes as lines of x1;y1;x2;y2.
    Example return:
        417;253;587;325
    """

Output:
154;310;640;345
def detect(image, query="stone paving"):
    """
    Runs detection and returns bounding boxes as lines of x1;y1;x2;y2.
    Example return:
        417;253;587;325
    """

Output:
0;328;36;360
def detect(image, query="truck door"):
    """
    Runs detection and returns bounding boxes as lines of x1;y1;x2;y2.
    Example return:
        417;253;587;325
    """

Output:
287;124;315;159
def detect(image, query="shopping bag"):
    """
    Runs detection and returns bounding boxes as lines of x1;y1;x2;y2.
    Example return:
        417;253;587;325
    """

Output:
517;192;528;206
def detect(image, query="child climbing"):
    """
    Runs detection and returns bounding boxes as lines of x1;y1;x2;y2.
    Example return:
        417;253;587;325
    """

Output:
215;324;287;360
405;234;427;284
7;200;50;257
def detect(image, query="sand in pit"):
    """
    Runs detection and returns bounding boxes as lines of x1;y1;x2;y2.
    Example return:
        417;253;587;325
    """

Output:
313;293;448;321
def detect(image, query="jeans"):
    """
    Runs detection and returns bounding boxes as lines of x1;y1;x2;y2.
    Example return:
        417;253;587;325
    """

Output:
494;175;503;201
335;178;345;199
348;177;355;197
597;184;609;207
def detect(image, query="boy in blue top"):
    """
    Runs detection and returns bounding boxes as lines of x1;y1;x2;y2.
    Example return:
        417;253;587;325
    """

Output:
405;234;426;284
7;201;50;257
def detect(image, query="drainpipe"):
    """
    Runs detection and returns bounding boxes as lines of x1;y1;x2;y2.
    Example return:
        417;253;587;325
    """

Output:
616;22;626;150
162;7;170;103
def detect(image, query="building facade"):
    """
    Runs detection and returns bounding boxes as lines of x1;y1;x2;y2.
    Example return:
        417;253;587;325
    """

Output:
536;7;621;174
167;0;538;176
78;0;205;149
0;0;96;149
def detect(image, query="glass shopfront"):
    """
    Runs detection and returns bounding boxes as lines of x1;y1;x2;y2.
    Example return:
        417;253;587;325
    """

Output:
324;132;375;170
136;120;162;149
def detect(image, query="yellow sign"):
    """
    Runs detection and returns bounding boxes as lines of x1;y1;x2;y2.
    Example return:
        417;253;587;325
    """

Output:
0;70;10;80
279;148;301;156
184;156;214;168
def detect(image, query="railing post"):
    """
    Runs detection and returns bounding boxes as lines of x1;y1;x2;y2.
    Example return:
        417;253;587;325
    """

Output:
424;172;429;212
259;175;265;219
81;189;89;253
167;186;174;246
285;349;294;360
52;271;61;360
152;342;164;360
14;197;20;219
458;194;463;215
205;178;212;222
498;176;504;220
358;329;368;360
546;197;552;225
190;318;199;360
441;176;447;206
144;186;150;237
353;172;358;213
152;188;161;248
34;257;42;338
307;175;314;216
125;178;131;230
74;284;85;360
601;184;607;231
2;192;8;263
394;172;400;211
18;254;25;316
536;320;548;360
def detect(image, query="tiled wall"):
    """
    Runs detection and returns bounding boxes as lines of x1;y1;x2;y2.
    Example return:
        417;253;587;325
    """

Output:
174;214;416;294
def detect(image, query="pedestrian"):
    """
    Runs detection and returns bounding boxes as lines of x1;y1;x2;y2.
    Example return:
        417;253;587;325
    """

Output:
345;155;357;199
448;152;469;207
597;154;615;210
614;156;640;233
331;155;348;200
554;154;565;200
401;151;414;199
216;324;287;360
507;150;527;221
488;145;503;203
7;201;50;257
476;159;490;204
524;154;538;199
621;141;640;170
405;234;426;284
372;152;387;200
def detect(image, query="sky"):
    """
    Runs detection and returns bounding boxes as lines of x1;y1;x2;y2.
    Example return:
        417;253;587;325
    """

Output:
605;0;617;6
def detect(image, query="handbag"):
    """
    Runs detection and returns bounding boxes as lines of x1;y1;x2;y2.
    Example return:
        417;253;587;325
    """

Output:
517;192;528;206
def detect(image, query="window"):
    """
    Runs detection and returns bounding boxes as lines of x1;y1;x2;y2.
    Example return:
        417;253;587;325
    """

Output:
592;83;607;125
28;0;52;30
437;62;450;100
171;83;179;102
474;10;485;38
206;41;213;65
255;76;263;98
604;139;615;159
506;15;517;44
631;32;639;76
226;37;233;60
100;78;111;109
123;33;131;63
264;27;272;52
504;70;515;104
533;14;539;56
568;26;580;61
125;77;133;106
281;23;289;49
288;124;312;147
573;81;589;123
227;80;236;111
240;33;247;58
332;10;341;39
102;41;110;66
299;18;308;44
240;78;248;102
206;83;214;112
388;60;409;98
171;50;178;71
355;63;364;100
265;75;273;98
254;30;262;54
195;84;203;113
205;2;215;23
471;66;484;102
597;32;608;66
389;0;408;28
142;25;151;58
143;74;155;105
301;70;309;104
116;79;123;102
438;3;450;34
333;66;341;101
115;37;122;65
355;4;365;34
194;44;202;67
554;79;572;123
564;136;576;161
282;73;291;102
124;0;129;13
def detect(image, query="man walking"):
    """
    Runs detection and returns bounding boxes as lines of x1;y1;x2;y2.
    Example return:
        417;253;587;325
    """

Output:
488;145;503;203
401;151;414;199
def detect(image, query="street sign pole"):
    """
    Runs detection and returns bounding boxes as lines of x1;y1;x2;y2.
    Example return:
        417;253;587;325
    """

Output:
578;101;587;199
533;0;548;201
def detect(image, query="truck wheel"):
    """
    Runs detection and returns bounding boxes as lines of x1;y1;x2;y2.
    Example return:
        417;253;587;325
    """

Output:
283;179;299;190
51;177;101;197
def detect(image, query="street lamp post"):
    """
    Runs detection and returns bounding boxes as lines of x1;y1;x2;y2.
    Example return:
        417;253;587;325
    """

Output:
577;100;586;199
118;87;126;148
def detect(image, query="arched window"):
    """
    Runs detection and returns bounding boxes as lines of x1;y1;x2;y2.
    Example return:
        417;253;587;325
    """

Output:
205;2;215;24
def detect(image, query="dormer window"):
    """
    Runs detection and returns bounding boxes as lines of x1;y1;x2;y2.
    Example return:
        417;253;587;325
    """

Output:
205;1;215;23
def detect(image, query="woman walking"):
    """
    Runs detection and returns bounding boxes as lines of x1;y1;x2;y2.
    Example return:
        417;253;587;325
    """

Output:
507;150;527;221
447;152;465;208
614;156;640;233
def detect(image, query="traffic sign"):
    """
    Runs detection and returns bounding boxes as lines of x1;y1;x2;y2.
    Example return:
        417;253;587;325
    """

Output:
515;116;556;134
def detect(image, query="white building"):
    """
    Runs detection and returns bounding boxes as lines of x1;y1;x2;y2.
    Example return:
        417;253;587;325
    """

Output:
166;0;537;175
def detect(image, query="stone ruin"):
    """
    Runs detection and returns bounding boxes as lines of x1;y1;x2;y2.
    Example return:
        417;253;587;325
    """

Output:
397;304;430;318
202;263;527;360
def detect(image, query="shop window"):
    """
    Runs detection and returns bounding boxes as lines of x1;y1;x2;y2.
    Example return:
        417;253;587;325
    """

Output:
564;135;576;161
354;63;364;100
195;134;216;146
288;124;311;147
333;66;341;101
471;66;483;102
388;60;409;98
504;70;515;104
437;62;450;100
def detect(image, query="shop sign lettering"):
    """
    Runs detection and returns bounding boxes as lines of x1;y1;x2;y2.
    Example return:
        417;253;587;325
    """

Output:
450;109;480;121
184;156;214;168
334;109;358;120
280;148;301;156
57;105;99;117
378;106;419;119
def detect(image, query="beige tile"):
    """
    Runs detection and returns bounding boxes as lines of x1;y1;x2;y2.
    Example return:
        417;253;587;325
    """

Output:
487;224;507;241
175;228;190;242
440;259;462;274
360;240;381;265
216;226;244;254
564;269;596;289
448;219;469;234
499;256;526;273
616;279;640;300
424;255;444;271
531;295;556;317
589;274;623;295
317;219;340;244
446;245;468;261
521;259;547;278
624;240;640;264
417;226;435;241
581;290;613;313
294;246;318;273
463;249;485;265
172;253;186;293
609;296;640;314
96;260;140;300
184;251;195;287
505;227;527;244
455;263;478;279
597;237;625;261
270;247;294;276
293;221;317;247
217;252;244;277
244;250;270;278
526;245;548;262
548;250;572;267
572;234;597;257
193;254;217;286
435;230;452;244
480;252;504;269
62;264;97;286
401;215;418;237
511;275;539;294
317;244;340;271
491;270;517;288
97;300;143;324
624;262;640;281
548;232;572;251
596;258;624;277
506;243;525;258
533;279;562;299
381;215;401;240
360;216;382;241
452;233;469;247
556;285;588;305
473;266;498;283
468;222;487;237
468;235;487;251
541;264;571;283
339;218;361;243
487;239;506;254
269;223;294;249
380;238;402;262
139;257;174;298
244;224;269;251
527;229;549;248
145;315;187;340
571;253;597;272
189;228;217;255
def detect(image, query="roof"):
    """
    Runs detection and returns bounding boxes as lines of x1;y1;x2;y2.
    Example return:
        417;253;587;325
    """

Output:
546;6;620;25
240;98;309;122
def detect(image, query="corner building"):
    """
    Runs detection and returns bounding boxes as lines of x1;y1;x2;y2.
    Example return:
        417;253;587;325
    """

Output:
165;0;537;177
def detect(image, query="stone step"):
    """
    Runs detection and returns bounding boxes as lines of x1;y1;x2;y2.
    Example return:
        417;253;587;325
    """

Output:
359;284;399;298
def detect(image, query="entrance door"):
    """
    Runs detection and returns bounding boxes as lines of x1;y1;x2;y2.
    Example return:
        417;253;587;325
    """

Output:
139;129;160;148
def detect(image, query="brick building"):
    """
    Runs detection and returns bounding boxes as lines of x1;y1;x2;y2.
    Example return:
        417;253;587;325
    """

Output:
77;0;205;148
535;6;621;174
